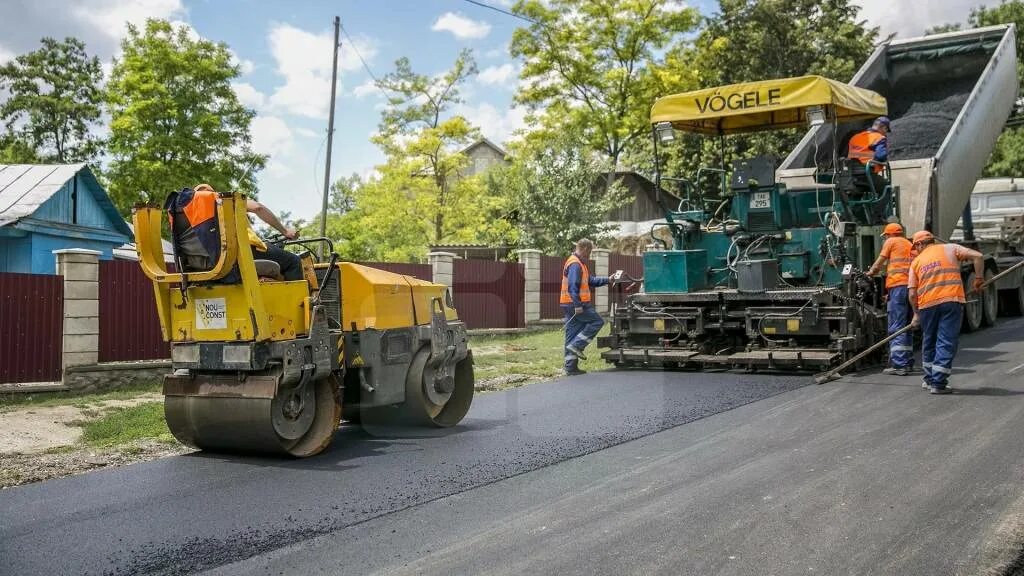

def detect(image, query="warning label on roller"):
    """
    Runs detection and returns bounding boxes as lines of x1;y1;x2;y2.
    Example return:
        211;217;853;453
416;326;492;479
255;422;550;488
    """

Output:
195;298;227;330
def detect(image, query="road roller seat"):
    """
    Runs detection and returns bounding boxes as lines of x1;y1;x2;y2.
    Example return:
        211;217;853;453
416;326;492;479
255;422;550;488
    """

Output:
253;259;283;281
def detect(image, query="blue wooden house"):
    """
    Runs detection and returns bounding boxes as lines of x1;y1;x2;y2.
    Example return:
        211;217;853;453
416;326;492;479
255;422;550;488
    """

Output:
0;164;132;274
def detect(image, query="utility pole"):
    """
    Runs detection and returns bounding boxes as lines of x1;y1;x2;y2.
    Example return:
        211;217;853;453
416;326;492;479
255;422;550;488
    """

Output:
319;15;341;245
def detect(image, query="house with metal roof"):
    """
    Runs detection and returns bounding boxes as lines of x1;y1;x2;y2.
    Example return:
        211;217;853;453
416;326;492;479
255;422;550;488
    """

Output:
0;164;132;274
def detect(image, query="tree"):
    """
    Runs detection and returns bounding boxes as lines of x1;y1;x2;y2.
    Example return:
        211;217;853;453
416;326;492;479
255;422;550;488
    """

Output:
492;129;629;254
510;0;701;181
629;0;877;184
0;37;104;163
374;49;488;244
105;19;265;214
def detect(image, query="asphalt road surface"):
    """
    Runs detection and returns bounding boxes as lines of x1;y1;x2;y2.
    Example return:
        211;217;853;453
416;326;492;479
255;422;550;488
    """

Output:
4;320;1024;575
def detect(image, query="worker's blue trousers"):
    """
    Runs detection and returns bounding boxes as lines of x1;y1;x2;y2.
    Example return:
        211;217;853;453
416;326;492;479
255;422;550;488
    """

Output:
887;286;914;369
563;305;604;370
919;302;963;389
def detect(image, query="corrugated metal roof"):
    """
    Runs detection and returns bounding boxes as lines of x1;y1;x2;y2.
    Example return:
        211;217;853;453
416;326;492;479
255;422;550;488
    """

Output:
0;163;132;237
0;164;86;226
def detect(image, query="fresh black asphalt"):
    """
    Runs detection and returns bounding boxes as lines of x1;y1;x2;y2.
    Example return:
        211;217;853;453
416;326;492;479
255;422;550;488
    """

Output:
0;364;803;575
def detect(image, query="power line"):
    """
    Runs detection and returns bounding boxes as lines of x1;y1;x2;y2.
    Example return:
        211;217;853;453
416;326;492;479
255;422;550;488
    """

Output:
338;20;390;95
461;0;538;24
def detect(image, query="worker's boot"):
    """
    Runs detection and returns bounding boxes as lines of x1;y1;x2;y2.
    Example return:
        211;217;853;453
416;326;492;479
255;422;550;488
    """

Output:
566;344;588;361
929;386;952;395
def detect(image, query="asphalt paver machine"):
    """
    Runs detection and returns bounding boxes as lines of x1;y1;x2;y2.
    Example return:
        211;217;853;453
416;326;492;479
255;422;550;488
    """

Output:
600;25;1022;372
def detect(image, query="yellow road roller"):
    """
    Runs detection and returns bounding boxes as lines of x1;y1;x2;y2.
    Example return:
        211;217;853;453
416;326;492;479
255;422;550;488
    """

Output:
133;191;474;457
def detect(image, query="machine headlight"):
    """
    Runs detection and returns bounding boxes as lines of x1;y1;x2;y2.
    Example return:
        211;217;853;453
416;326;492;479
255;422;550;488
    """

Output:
655;121;676;143
171;344;200;364
806;105;827;127
222;345;252;364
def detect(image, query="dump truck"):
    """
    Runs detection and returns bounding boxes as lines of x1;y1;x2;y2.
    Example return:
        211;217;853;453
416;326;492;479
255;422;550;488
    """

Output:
134;192;474;456
599;24;1023;370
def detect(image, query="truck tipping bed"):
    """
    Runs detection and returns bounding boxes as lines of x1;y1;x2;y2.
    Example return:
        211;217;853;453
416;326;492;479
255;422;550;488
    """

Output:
779;25;1018;240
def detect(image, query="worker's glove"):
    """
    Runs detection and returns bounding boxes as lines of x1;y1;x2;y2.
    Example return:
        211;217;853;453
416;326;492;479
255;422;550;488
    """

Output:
910;315;920;329
971;277;985;294
574;306;584;316
610;270;623;282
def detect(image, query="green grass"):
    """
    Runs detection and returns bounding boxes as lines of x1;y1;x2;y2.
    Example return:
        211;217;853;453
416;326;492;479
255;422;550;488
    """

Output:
78;402;174;448
0;381;161;412
470;326;612;383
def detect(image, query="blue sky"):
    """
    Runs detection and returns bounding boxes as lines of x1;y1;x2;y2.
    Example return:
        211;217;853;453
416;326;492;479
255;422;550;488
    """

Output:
0;0;981;220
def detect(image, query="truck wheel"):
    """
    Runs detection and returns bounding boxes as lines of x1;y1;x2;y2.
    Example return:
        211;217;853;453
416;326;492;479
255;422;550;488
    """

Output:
982;268;998;326
963;272;983;333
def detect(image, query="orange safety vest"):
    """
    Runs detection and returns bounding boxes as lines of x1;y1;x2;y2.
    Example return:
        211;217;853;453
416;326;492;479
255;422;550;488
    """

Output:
559;254;592;305
848;130;886;174
881;236;914;289
911;244;965;309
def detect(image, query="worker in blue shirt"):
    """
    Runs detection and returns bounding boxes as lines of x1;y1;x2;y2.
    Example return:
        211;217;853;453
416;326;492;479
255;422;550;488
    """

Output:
559;238;620;376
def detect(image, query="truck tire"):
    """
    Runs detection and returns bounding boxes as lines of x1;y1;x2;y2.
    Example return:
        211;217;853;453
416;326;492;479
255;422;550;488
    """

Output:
963;272;983;333
982;268;998;326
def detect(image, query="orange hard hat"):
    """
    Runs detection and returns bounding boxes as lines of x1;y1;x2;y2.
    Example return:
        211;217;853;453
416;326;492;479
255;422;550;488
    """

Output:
882;223;903;236
912;230;934;244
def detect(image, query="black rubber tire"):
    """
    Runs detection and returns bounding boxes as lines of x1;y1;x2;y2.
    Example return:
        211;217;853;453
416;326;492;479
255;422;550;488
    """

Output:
963;272;983;333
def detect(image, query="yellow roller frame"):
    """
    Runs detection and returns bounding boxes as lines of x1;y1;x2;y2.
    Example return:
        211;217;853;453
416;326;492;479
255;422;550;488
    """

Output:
133;193;285;343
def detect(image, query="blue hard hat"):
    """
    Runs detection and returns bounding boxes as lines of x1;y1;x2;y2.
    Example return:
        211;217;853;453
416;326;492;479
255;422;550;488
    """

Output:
875;116;892;131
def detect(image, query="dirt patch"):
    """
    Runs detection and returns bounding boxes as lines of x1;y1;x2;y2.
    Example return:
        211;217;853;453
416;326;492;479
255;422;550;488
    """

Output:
0;393;163;455
0;439;191;489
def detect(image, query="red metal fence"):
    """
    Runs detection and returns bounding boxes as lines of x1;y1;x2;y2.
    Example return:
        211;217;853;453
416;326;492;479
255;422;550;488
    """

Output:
98;260;168;362
0;273;63;383
452;260;525;329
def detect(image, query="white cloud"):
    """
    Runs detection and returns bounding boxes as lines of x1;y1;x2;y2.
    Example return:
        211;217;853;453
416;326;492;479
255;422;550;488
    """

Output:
266;23;378;118
432;12;492;40
251;115;295;158
294;127;319;139
353;79;382;99
0;45;14;65
0;0;186;62
455;102;527;145
660;0;689;13
228;49;255;75
233;82;266;110
70;0;186;42
852;0;977;38
478;63;517;88
266;161;292;178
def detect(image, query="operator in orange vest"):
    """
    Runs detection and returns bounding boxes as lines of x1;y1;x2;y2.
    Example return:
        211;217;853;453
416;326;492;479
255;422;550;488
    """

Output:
907;230;984;394
866;223;915;375
560;238;620;376
848;116;891;195
168;184;302;281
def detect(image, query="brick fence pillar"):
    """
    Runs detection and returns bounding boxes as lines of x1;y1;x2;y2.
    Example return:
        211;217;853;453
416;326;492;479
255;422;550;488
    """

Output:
516;249;542;323
592;248;611;315
54;249;101;370
428;251;457;298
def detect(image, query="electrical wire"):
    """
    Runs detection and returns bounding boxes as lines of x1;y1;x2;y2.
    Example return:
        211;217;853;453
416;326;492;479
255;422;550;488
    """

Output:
338;21;398;100
461;0;539;24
